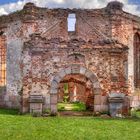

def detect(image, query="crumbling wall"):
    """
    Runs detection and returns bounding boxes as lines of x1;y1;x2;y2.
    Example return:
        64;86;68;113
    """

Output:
0;14;38;108
0;1;139;111
107;4;140;92
21;33;128;112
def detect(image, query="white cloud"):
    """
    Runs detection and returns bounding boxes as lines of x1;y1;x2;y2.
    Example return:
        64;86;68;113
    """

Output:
0;0;139;17
0;7;8;15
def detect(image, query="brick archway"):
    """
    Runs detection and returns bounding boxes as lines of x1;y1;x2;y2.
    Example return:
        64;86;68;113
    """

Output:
50;65;101;114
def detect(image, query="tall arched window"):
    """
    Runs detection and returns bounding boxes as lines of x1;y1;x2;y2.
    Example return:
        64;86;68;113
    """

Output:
0;34;6;87
134;33;140;88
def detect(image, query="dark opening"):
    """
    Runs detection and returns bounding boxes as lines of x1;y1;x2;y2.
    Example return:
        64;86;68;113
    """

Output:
134;33;140;88
0;35;6;89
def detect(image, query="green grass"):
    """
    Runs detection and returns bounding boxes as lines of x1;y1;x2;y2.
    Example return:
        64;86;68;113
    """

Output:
58;102;86;111
0;108;140;140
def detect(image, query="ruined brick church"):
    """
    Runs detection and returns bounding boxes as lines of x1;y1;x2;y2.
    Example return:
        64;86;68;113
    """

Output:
0;1;140;115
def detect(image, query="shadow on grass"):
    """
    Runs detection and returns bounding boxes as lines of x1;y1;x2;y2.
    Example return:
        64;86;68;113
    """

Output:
0;108;19;115
0;108;140;123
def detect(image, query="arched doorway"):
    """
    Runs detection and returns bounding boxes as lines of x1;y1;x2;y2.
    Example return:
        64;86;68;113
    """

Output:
50;65;101;114
58;74;94;111
134;33;140;88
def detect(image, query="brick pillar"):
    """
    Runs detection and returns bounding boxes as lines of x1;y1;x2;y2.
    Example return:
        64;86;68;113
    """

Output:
50;94;58;115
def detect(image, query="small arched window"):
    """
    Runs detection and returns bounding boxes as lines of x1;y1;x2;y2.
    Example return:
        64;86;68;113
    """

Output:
0;34;6;87
134;33;140;88
67;13;76;32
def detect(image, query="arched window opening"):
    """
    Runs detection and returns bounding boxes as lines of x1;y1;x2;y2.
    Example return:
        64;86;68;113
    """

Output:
67;13;76;32
134;33;140;88
0;35;6;88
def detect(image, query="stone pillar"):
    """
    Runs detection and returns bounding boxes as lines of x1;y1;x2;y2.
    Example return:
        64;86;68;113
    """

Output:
108;93;125;117
50;94;58;115
29;95;44;114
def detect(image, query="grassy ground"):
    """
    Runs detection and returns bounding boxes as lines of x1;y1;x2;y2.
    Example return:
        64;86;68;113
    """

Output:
0;109;140;140
58;102;86;111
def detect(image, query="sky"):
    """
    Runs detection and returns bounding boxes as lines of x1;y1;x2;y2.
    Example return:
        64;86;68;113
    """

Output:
0;0;139;16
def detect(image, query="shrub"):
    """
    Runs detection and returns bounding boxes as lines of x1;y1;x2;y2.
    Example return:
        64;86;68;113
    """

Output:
130;108;140;118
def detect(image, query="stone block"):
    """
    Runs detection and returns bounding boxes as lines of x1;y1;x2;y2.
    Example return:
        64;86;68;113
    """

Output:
6;101;12;108
43;103;50;110
53;75;62;83
109;93;125;98
94;88;101;95
22;106;29;113
50;88;58;94
100;105;108;112
93;82;100;88
30;103;43;114
94;95;101;105
50;95;57;104
122;97;130;115
22;97;29;108
131;100;140;108
123;96;130;107
51;80;59;89
4;94;9;102
29;95;43;114
133;96;139;101
108;98;124;117
94;105;101;112
89;74;98;83
65;67;71;75
45;94;50;105
58;70;66;78
101;96;108;105
0;101;5;107
85;70;93;79
71;65;80;74
29;95;43;103
50;104;57;114
80;67;86;75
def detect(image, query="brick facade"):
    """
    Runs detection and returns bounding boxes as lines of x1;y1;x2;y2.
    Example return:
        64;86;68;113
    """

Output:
0;1;140;114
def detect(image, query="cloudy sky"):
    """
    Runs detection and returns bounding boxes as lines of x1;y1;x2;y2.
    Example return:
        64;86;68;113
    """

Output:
0;0;140;16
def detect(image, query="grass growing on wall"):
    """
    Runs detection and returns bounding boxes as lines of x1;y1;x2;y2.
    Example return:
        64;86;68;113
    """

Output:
0;109;140;140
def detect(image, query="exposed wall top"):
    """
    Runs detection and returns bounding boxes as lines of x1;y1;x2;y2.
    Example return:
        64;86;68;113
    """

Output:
0;1;139;29
23;2;36;9
106;1;123;11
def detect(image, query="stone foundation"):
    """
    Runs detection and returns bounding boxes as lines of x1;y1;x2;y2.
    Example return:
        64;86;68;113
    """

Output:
0;93;20;109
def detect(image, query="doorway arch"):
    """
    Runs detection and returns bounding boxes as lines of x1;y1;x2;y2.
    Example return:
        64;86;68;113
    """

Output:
50;65;101;114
